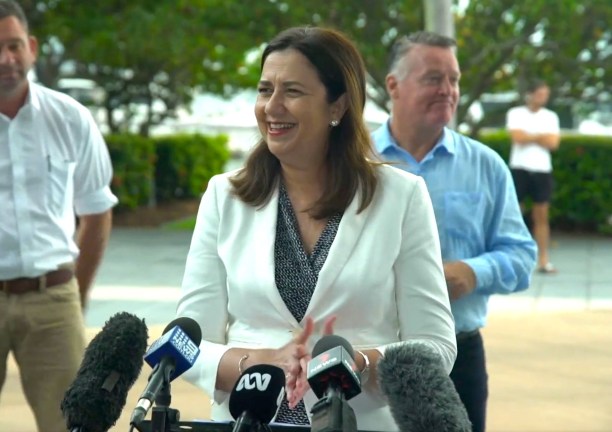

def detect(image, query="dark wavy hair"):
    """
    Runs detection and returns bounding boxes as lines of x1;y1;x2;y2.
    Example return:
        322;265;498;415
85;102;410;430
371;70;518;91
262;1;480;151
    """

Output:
230;26;378;219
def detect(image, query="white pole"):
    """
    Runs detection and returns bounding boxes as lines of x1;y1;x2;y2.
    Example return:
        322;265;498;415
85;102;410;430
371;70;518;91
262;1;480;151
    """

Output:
424;0;457;129
424;0;455;38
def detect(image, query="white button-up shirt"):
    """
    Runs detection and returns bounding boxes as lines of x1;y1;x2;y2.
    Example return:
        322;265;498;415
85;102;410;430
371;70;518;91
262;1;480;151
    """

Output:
0;81;118;279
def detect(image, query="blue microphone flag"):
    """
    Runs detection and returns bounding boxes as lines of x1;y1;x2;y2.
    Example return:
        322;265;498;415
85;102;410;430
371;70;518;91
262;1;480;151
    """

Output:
144;325;200;381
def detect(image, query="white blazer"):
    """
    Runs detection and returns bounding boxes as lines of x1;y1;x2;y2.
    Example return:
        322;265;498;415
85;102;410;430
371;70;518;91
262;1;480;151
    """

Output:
177;164;456;431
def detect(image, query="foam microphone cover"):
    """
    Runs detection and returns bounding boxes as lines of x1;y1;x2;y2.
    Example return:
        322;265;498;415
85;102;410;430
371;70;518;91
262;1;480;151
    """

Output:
229;364;286;424
312;334;355;358
61;312;148;432
378;343;471;432
163;316;202;342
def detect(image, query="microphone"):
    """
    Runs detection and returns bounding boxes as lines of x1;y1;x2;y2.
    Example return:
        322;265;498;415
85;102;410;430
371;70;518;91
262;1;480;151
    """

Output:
306;335;360;432
307;334;361;400
377;343;472;432
130;316;202;427
61;312;148;432
229;364;286;432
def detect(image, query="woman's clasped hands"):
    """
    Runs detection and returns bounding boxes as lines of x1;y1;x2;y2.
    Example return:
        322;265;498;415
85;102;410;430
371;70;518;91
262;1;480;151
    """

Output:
274;316;336;409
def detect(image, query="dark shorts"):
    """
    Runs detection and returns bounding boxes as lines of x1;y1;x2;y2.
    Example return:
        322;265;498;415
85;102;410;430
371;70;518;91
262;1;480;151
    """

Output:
511;168;554;204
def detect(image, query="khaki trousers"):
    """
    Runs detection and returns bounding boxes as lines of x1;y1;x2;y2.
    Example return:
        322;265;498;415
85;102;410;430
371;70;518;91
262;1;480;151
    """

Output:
0;278;86;432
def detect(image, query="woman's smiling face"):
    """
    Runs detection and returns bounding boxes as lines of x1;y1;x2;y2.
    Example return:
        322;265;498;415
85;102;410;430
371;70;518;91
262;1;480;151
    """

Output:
255;48;342;167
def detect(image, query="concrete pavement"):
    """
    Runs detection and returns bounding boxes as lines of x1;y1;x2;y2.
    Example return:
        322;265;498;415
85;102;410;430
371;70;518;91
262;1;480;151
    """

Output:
92;229;612;326
1;228;611;431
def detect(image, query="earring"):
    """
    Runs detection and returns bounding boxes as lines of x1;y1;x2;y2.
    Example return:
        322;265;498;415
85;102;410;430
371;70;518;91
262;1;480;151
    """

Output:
330;119;339;127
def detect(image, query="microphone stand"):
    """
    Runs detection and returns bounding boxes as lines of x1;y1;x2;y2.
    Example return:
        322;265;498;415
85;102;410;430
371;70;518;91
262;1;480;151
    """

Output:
230;411;258;432
310;385;357;432
150;376;181;432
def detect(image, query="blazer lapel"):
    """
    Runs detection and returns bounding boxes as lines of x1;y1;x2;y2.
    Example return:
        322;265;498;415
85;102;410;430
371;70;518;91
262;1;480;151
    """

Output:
305;188;371;316
251;186;302;328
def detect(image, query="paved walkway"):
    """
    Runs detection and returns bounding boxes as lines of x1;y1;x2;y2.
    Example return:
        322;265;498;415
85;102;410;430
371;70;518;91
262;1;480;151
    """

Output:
91;229;612;327
1;229;611;431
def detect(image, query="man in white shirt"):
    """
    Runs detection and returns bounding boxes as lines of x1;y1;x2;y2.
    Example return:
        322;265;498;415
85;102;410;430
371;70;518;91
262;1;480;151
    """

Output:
506;80;560;273
0;2;118;430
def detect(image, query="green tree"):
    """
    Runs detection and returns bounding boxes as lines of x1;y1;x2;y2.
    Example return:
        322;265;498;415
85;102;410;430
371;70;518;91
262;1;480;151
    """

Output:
23;1;270;135
457;0;611;133
38;1;216;135
25;0;610;135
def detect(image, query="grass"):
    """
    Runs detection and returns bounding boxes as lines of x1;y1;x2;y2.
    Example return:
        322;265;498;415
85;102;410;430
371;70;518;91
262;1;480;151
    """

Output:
162;216;197;231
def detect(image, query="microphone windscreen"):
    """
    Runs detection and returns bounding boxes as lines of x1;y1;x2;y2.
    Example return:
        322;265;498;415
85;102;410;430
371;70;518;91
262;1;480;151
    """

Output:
163;316;202;344
378;343;471;432
144;317;201;380
61;312;148;432
312;334;355;359
229;364;286;424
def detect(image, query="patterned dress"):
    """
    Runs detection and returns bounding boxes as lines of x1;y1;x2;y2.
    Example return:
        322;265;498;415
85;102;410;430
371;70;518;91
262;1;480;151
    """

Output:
273;182;342;425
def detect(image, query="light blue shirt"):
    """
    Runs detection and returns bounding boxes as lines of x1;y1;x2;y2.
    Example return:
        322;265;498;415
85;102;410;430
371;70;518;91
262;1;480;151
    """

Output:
372;122;537;332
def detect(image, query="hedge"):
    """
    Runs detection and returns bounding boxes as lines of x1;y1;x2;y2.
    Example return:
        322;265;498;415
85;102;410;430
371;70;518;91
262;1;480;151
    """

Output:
106;134;156;210
106;133;230;211
154;134;230;202
479;131;612;234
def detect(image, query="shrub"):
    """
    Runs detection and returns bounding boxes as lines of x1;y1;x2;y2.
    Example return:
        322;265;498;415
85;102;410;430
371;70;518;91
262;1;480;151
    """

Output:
106;134;156;210
153;134;230;201
479;131;612;234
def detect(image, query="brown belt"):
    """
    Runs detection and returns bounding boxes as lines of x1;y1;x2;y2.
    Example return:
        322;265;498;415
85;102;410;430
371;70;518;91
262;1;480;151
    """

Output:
0;268;74;295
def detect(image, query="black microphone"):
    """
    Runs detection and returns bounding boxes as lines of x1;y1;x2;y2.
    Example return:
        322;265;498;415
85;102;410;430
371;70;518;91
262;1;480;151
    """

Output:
228;364;286;432
306;335;360;432
61;312;148;432
377;343;472;432
130;316;202;427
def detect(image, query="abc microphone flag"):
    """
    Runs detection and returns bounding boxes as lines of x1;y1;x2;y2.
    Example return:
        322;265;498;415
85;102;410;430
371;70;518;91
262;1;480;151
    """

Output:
229;364;286;431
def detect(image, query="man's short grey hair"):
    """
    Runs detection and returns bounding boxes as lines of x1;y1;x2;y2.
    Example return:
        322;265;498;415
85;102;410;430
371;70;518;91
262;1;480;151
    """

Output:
388;31;456;80
0;0;29;32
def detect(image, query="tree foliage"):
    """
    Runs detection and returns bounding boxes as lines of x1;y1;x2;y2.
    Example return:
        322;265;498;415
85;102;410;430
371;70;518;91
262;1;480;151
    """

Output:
24;0;610;135
457;0;611;133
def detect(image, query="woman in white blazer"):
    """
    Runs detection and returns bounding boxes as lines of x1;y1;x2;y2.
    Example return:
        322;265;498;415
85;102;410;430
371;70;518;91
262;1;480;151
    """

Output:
177;26;456;431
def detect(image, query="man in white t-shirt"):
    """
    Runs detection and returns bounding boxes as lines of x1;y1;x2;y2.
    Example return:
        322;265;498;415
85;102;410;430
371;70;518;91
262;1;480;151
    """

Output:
506;80;560;273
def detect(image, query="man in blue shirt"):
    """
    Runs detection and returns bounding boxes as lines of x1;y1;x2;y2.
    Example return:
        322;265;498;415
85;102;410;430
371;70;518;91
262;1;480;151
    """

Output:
372;31;537;432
